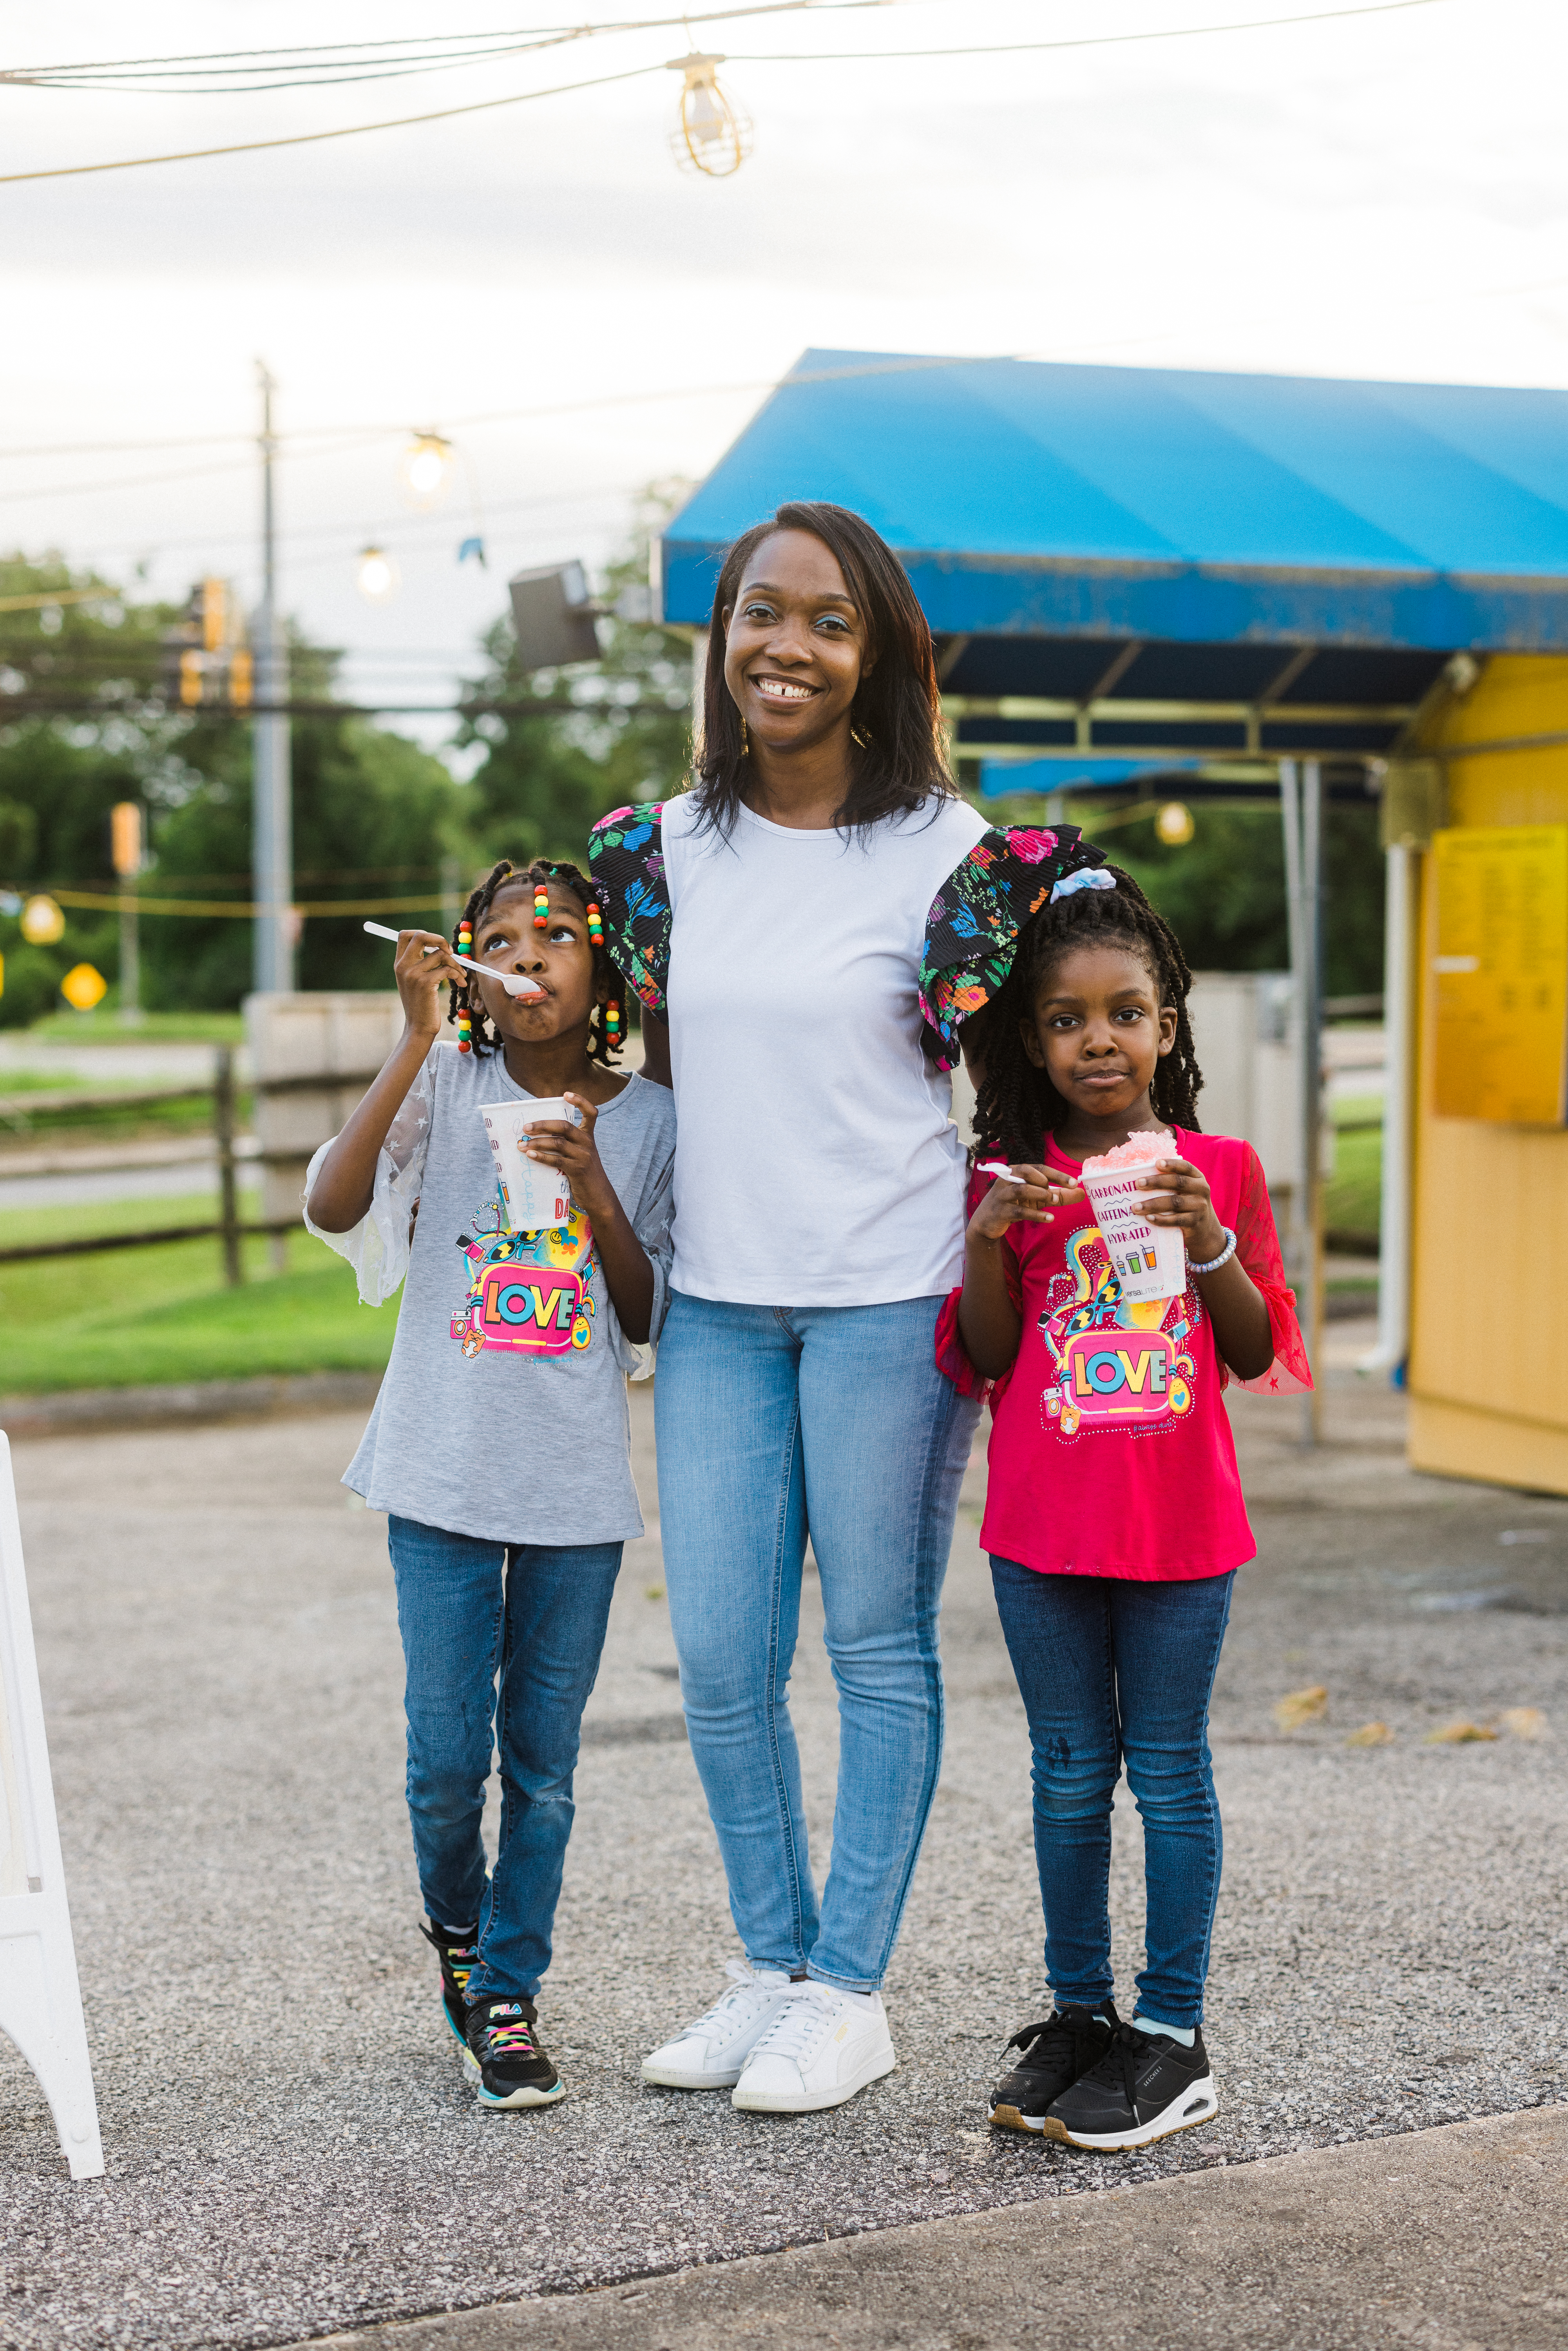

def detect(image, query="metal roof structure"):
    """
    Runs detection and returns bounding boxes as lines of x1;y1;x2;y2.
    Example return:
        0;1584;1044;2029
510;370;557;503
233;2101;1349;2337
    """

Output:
659;350;1568;793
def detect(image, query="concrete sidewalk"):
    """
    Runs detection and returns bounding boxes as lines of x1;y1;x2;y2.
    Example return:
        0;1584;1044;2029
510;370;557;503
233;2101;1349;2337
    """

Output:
284;2102;1568;2351
0;1368;1563;2348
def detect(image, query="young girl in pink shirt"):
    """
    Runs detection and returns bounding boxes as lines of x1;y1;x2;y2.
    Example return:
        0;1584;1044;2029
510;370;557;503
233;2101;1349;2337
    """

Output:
936;859;1309;2154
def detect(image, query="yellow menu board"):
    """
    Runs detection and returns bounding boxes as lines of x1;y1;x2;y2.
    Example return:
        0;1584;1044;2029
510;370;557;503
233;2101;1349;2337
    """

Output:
1432;824;1568;1125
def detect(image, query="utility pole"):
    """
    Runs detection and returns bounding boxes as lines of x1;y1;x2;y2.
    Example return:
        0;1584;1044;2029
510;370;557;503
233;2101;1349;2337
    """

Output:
252;361;293;995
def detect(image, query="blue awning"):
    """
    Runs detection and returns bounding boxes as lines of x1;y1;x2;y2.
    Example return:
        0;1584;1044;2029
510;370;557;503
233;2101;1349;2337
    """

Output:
661;351;1568;656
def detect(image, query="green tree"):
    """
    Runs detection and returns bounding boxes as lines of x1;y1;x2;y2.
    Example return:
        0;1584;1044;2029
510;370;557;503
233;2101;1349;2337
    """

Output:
972;790;1385;997
0;555;185;1024
1106;799;1384;996
0;558;476;1018
456;494;695;869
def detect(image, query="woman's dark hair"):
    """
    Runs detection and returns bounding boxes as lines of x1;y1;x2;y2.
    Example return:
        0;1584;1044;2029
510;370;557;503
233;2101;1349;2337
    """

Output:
974;863;1203;1154
449;857;623;1065
693;500;956;836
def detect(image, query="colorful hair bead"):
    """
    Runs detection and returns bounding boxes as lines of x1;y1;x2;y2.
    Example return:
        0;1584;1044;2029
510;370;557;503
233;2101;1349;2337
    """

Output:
533;882;550;931
456;920;472;955
586;899;604;948
604;999;621;1046
456;1003;472;1054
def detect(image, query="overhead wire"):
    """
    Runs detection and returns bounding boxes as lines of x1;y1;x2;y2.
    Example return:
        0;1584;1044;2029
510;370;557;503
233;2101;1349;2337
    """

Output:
0;0;1452;185
732;0;1447;61
0;3;891;93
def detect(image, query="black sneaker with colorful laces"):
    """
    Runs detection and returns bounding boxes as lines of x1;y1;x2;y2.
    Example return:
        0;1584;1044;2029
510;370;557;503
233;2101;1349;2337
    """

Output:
1043;2020;1217;2150
465;1993;566;2110
420;1919;481;2051
988;2001;1120;2133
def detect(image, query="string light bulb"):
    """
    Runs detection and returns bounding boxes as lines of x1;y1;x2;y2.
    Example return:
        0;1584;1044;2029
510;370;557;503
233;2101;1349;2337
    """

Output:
356;545;400;604
1155;801;1195;846
398;430;453;509
667;52;750;177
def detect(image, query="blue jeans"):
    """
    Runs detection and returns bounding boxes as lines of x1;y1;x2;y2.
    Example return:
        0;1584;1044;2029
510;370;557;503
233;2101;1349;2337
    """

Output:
387;1515;622;2002
989;1559;1235;2029
655;1291;981;1992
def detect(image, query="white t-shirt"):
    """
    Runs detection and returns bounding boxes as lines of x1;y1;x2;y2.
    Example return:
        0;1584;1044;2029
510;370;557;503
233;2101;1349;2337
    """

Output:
662;792;988;1307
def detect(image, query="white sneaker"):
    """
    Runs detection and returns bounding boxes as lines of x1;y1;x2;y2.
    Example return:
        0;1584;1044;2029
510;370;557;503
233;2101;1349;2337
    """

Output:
641;1960;797;2089
731;1983;897;2113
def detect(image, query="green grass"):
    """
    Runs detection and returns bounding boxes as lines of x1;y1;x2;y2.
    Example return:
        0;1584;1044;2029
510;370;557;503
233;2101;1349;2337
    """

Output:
1326;1104;1381;1245
15;1011;246;1047
0;1194;398;1393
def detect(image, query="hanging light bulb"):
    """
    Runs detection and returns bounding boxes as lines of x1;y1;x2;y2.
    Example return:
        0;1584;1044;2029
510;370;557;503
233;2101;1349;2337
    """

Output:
357;545;400;604
1155;801;1196;846
667;52;751;178
398;431;453;509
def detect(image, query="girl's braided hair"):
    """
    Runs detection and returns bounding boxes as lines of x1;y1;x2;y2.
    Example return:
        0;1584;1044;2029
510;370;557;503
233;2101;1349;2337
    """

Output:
973;862;1203;1157
449;857;624;1065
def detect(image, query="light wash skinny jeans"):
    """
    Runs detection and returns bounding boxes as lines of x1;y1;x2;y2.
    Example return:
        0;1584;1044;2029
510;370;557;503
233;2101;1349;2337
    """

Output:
654;1290;981;1991
387;1516;622;2002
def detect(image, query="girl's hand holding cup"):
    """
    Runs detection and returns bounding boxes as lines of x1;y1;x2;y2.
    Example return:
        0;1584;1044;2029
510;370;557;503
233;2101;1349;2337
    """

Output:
1135;1156;1227;1263
522;1092;616;1226
967;1161;1082;1244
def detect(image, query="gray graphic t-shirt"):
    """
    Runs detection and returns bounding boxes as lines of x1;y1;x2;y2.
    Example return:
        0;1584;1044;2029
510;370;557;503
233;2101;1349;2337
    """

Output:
306;1044;675;1547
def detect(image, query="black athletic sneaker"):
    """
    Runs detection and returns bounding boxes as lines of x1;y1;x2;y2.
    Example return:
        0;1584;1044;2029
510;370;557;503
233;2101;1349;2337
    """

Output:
989;2002;1121;2133
1043;2020;1217;2150
420;1919;481;2051
465;1994;566;2110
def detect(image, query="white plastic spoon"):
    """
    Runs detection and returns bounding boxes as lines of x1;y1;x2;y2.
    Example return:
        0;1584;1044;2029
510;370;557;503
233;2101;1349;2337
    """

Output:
362;919;545;999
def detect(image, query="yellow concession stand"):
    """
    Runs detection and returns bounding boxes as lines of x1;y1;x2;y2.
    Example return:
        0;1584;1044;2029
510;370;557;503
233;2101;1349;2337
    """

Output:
1399;660;1568;1494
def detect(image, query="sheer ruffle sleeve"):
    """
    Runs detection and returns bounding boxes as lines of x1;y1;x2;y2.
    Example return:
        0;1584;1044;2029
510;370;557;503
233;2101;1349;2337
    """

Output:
302;1049;435;1307
587;802;670;1019
1228;1143;1313;1395
934;1167;1023;1406
919;823;1107;1069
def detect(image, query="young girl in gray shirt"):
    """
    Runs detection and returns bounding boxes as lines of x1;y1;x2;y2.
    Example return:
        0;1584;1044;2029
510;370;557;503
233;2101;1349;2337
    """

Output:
306;857;675;2113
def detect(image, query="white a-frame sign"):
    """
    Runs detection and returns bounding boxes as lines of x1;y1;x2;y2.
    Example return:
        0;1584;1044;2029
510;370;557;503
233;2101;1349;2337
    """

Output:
0;1435;104;2179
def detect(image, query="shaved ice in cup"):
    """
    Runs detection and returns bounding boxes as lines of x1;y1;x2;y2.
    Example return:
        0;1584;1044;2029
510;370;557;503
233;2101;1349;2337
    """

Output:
479;1096;581;1232
1077;1131;1187;1303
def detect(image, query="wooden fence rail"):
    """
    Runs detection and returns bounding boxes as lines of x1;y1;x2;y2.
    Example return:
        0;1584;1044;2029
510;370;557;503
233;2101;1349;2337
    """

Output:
0;1047;361;1283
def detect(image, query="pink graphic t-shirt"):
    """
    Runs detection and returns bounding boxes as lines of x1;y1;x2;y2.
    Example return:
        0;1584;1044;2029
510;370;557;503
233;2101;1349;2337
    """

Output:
936;1128;1311;1583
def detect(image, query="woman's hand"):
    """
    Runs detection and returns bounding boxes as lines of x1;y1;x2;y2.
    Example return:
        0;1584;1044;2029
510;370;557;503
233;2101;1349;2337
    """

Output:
966;1163;1080;1245
521;1094;616;1226
1135;1157;1227;1264
393;927;465;1039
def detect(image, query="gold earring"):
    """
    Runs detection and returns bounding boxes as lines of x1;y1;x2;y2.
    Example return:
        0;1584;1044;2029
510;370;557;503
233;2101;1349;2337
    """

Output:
739;715;750;757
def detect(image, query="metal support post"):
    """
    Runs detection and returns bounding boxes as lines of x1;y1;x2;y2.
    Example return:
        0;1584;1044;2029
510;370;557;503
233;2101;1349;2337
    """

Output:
1361;842;1415;1379
252;361;294;998
214;1047;243;1289
1280;759;1325;1442
1300;758;1325;1442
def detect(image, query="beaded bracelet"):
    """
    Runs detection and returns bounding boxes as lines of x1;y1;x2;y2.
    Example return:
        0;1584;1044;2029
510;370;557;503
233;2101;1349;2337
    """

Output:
1189;1226;1237;1275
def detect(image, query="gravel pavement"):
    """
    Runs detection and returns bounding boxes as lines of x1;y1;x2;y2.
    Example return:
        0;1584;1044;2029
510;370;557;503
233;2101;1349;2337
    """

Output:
0;1344;1563;2347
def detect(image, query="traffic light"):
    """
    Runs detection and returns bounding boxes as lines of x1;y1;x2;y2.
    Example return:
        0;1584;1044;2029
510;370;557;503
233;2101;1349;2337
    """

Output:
110;802;143;877
160;580;252;712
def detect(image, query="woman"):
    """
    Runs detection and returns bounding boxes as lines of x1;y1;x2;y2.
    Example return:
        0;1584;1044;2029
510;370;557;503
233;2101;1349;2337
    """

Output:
588;502;1101;2114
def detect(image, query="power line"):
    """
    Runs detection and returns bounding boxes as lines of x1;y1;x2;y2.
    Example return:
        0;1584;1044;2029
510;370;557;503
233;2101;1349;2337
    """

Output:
733;0;1447;62
0;3;884;86
0;0;1450;185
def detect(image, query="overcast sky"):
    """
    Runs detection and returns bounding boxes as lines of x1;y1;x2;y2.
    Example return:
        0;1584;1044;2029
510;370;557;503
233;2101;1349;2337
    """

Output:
2;0;1562;738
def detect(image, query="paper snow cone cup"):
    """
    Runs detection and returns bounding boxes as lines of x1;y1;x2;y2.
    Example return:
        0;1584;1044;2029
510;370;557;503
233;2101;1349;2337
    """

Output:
1078;1156;1187;1304
479;1096;581;1231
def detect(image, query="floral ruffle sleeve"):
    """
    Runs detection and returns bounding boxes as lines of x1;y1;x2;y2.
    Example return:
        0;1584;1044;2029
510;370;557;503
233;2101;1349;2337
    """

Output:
919;822;1107;1069
587;802;670;1019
